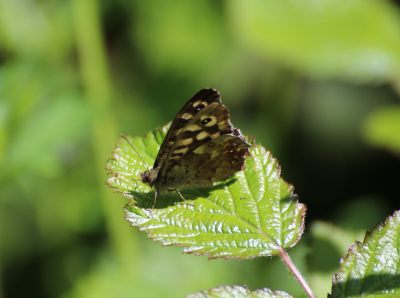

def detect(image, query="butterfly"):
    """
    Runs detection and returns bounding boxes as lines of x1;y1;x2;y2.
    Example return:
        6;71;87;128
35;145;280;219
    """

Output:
140;88;250;205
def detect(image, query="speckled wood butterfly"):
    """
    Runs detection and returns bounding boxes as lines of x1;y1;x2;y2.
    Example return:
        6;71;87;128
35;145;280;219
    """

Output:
141;88;250;204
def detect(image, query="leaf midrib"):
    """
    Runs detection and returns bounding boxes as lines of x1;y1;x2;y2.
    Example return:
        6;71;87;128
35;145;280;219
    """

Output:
226;177;278;247
358;232;381;295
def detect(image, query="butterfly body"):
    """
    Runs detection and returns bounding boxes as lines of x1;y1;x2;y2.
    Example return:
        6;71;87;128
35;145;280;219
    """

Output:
141;88;249;195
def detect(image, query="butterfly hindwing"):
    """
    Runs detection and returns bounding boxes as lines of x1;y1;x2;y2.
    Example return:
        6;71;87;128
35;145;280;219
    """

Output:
162;134;249;189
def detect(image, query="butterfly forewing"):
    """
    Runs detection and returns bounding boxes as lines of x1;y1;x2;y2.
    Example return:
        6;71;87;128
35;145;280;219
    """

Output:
143;88;250;192
152;89;222;168
161;102;233;168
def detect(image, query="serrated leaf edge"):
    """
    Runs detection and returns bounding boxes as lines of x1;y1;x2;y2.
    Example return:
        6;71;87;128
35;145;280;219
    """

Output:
331;210;400;295
108;126;307;260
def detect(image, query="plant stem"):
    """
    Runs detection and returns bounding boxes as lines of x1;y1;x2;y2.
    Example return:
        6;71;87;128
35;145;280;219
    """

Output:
278;247;315;298
72;0;139;273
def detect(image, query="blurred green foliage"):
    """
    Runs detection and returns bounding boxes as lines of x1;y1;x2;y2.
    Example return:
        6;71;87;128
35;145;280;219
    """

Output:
363;106;400;154
0;0;399;297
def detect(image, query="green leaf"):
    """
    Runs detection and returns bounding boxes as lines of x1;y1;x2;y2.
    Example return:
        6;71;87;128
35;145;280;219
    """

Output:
187;285;293;298
330;211;400;297
363;106;400;154
106;124;306;259
229;0;400;82
307;221;364;297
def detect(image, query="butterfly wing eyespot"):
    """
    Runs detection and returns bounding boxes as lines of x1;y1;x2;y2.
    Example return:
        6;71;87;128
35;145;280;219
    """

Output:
200;115;218;127
194;102;207;112
200;117;211;125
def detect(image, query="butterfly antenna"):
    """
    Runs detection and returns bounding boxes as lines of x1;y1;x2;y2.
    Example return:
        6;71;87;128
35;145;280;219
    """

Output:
120;134;147;164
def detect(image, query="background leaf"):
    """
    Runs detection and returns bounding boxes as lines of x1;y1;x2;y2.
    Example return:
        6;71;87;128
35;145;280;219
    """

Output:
307;222;364;297
229;0;400;82
330;210;400;297
187;285;293;298
106;124;306;259
363;106;400;154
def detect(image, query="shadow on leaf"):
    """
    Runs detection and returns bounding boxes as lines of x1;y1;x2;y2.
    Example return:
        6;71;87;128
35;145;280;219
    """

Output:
129;178;238;209
330;273;400;297
280;194;298;204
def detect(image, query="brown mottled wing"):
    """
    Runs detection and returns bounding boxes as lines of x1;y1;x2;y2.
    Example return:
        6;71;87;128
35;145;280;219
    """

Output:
152;88;222;171
151;88;250;190
153;88;242;189
161;133;249;189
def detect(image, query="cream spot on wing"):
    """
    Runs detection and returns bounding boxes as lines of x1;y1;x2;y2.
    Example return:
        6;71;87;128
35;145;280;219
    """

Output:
173;147;188;155
194;145;206;154
177;138;193;146
193;100;202;107
180;113;193;120
168;141;174;146
210;132;220;139
218;120;228;130
211;151;219;158
196;131;209;141
193;100;208;108
184;124;202;132
175;128;184;135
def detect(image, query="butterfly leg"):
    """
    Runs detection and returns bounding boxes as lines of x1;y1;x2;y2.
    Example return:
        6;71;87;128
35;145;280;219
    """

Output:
174;189;186;201
152;190;158;209
174;189;195;207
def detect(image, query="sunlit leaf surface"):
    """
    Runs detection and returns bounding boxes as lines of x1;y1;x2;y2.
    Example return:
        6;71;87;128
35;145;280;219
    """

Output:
330;211;400;297
187;285;293;298
106;124;306;259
